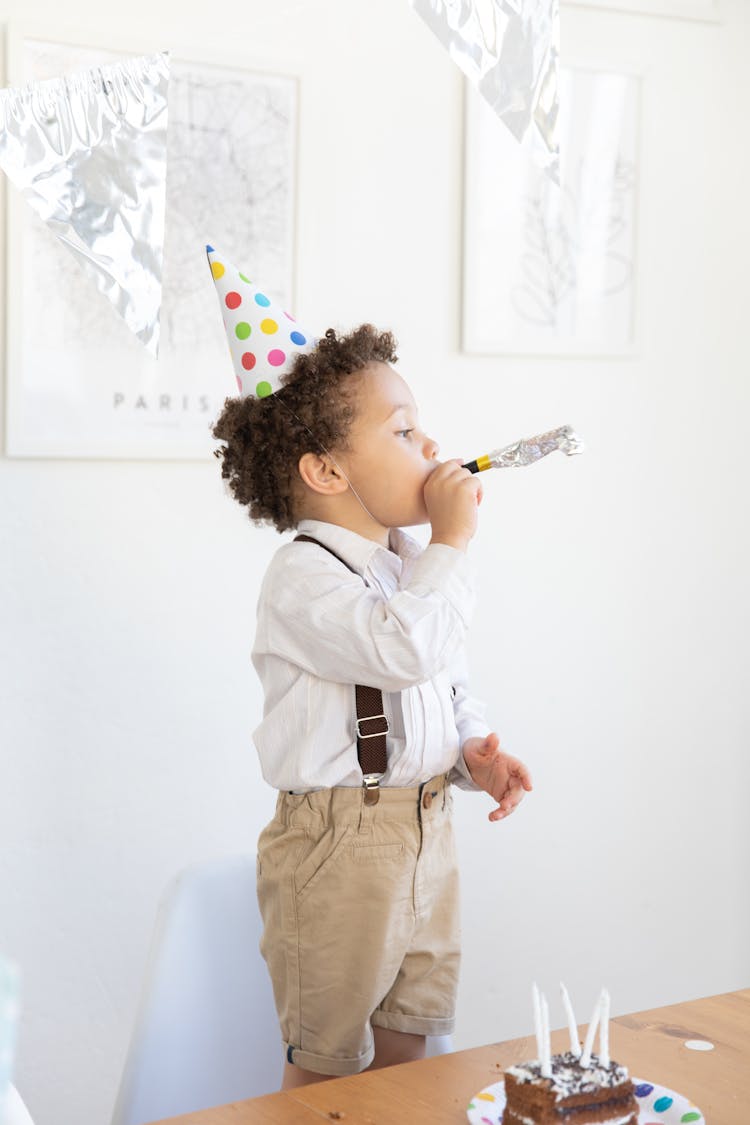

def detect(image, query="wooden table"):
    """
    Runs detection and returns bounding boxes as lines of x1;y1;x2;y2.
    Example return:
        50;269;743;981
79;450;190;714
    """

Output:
151;989;749;1125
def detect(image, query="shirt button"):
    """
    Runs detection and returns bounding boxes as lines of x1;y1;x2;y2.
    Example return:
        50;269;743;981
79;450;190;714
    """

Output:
422;790;433;810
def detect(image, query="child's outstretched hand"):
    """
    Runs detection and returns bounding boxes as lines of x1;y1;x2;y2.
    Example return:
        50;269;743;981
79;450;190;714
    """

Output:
461;732;533;822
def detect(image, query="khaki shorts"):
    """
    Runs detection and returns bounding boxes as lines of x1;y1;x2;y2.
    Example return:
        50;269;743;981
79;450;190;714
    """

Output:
256;773;460;1076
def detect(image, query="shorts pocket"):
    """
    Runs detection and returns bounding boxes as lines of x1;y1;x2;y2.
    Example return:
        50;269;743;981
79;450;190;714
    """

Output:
348;842;404;864
293;825;352;901
256;821;308;882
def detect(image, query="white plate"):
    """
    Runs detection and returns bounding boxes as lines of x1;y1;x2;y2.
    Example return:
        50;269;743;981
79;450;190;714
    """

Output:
466;1076;705;1124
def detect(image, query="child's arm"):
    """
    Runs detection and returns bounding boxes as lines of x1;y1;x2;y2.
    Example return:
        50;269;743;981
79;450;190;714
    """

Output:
260;457;483;691
261;540;477;693
446;642;490;791
447;643;533;818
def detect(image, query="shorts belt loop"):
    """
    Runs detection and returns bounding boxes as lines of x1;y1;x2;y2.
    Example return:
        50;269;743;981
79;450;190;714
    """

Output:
358;787;374;834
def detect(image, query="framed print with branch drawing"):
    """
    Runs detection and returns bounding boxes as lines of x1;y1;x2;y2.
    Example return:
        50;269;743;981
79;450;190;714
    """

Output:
463;64;641;358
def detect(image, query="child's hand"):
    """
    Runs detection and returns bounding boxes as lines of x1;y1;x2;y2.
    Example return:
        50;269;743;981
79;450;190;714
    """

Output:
461;732;533;822
425;459;482;550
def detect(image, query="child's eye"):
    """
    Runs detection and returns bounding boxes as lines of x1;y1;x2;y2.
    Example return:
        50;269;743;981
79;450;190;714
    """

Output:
397;429;414;438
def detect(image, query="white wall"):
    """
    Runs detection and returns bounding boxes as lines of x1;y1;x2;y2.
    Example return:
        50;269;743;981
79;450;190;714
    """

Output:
1;2;748;1124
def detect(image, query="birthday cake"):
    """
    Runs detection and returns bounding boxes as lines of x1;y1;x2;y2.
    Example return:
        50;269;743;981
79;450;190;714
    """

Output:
502;1052;638;1125
501;986;638;1125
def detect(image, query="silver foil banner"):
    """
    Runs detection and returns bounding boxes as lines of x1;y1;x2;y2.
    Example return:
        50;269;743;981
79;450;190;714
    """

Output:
0;50;170;357
411;0;560;183
488;424;583;467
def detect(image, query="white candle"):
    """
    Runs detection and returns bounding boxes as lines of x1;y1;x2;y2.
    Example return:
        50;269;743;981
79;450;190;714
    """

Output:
580;990;604;1067
532;982;544;1063
560;981;581;1057
540;991;552;1078
599;989;611;1067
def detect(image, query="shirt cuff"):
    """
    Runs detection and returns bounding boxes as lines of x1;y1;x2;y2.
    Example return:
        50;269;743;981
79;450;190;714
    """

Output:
407;543;477;629
447;747;484;792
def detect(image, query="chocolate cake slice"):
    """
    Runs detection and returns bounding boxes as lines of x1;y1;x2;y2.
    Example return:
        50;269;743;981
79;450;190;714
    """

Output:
502;1051;638;1125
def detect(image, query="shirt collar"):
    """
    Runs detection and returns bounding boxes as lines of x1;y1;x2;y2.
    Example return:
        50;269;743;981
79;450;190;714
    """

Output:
295;518;423;579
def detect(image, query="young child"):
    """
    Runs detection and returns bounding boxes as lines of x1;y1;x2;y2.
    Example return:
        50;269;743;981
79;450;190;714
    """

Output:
207;248;533;1089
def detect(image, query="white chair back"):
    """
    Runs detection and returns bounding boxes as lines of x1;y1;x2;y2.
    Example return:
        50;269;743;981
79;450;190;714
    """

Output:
4;1084;35;1125
110;854;281;1125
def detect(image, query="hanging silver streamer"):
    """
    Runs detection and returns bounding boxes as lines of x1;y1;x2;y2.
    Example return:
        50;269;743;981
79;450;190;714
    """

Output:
0;50;169;357
410;0;560;183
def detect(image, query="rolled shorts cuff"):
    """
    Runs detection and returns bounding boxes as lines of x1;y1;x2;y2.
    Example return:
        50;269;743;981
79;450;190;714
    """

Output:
370;1010;456;1036
284;1040;375;1077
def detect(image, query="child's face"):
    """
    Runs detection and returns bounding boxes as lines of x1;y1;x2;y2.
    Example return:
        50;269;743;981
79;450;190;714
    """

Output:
342;362;441;530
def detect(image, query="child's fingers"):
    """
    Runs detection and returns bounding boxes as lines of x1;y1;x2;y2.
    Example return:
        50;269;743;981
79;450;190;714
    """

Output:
489;791;520;821
480;731;500;755
508;757;533;790
490;783;528;821
509;779;530;804
520;766;533;790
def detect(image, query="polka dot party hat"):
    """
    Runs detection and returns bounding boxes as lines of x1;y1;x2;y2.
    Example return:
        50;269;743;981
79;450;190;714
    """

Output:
206;245;317;398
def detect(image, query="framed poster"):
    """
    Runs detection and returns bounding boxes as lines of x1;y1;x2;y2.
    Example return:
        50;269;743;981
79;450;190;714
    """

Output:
463;63;641;358
562;0;720;21
4;27;299;459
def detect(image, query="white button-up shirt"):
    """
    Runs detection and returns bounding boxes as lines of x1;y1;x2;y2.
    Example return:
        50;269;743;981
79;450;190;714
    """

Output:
250;517;490;792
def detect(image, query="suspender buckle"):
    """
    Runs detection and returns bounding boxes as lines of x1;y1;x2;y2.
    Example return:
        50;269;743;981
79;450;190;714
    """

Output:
355;714;390;739
362;773;384;806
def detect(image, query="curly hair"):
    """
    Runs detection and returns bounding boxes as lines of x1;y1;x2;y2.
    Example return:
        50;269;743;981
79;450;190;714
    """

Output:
211;323;398;533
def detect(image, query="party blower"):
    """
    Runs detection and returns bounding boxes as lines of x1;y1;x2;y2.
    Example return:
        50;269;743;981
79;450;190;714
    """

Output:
461;424;584;474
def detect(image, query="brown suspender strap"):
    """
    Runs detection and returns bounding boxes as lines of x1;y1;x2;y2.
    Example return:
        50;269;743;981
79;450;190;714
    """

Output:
294;533;388;803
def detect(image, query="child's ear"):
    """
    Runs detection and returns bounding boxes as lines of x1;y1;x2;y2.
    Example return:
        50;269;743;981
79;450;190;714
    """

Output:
298;451;348;495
